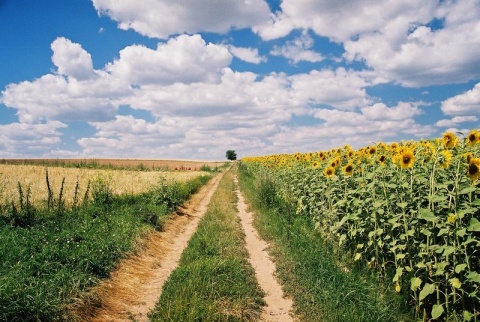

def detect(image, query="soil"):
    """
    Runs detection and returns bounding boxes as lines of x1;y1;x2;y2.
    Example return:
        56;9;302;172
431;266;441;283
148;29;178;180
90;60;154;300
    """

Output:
72;169;295;321
235;176;294;322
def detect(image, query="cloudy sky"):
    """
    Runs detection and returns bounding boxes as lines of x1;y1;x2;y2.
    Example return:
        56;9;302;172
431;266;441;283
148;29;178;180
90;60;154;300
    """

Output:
1;0;479;160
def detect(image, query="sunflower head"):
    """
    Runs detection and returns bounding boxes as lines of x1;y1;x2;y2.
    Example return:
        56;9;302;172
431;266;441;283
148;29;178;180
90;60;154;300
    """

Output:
343;163;354;176
318;151;326;161
467;129;479;146
438;150;452;169
465;152;474;164
324;166;335;178
378;154;387;165
467;158;480;182
368;146;377;156
442;132;459;149
399;148;415;169
312;161;320;169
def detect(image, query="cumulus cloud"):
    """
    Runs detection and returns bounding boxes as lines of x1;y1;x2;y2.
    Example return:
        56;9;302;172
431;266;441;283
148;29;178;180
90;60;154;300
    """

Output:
436;116;478;128
256;0;480;87
0;121;67;157
441;82;480;116
270;33;324;64
51;37;95;80
269;102;433;152
289;68;371;110
92;0;272;39
107;34;232;85
227;45;266;64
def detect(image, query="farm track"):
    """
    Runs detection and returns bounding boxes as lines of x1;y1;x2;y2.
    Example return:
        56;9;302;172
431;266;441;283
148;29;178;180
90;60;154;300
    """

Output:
235;176;294;322
73;167;294;321
74;170;225;321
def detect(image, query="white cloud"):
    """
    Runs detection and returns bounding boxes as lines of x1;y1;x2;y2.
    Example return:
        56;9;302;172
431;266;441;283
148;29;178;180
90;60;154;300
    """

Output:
256;0;480;87
0;121;67;157
269;102;433;153
107;34;232;85
436;116;478;127
227;45;266;64
441;82;480;116
51;37;95;80
270;33;324;64
92;0;272;39
289;68;371;110
0;72;128;123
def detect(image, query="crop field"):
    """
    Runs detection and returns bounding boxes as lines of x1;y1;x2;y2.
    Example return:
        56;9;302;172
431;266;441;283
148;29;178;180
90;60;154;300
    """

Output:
0;164;208;208
242;130;480;321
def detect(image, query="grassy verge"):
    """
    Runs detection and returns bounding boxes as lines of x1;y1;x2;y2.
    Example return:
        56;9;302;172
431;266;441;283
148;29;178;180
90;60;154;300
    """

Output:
0;174;211;321
149;167;265;321
238;164;413;322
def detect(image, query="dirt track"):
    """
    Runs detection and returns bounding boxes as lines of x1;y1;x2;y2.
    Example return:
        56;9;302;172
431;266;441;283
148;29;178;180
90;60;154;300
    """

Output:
73;169;294;321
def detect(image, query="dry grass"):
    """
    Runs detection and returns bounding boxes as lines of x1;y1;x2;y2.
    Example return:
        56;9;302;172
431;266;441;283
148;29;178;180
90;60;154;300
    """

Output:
0;164;208;207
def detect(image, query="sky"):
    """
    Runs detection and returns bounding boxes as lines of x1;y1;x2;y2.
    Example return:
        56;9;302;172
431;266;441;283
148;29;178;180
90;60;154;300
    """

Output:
1;0;479;161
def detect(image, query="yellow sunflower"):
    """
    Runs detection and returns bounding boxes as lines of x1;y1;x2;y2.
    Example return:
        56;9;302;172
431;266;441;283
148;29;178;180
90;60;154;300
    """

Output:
443;132;458;149
378;154;387;165
438;150;452;169
343;163;354;176
312;161;320;169
399;148;415;169
465;152;474;164
467;129;479;146
467;158;480;182
318;151;327;161
324;166;335;178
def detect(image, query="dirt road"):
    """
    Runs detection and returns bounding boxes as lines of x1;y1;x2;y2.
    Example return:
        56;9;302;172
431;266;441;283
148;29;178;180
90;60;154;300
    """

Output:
74;169;294;321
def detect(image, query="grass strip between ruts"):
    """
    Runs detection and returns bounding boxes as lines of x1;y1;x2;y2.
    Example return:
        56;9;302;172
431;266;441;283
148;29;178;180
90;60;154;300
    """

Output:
149;167;265;321
237;165;413;322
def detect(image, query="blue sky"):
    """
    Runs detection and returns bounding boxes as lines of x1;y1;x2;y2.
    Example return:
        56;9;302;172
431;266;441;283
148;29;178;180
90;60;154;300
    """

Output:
1;0;479;160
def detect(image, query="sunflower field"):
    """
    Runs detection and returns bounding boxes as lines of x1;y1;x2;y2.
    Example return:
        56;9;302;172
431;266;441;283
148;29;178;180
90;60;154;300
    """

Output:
242;130;480;321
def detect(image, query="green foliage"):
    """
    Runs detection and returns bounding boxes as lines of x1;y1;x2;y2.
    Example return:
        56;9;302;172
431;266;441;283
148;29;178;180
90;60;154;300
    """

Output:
238;166;410;321
226;150;237;161
242;134;480;321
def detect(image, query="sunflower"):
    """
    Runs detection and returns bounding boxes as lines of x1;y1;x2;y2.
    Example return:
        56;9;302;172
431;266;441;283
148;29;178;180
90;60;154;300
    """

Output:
343;163;354;176
324;166;335;178
330;157;341;168
443;132;458;149
378;154;387;165
438;150;452;169
399;148;415;169
312;161;320;169
467;158;480;182
368;146;377;155
467;129;479;146
464;152;474;164
318;151;327;161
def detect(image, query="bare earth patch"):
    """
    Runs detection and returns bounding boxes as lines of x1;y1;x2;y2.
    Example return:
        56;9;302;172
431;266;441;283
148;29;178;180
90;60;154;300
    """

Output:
71;171;224;322
235;176;295;322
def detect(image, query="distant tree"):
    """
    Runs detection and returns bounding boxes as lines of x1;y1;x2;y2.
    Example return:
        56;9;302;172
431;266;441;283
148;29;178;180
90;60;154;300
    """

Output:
225;150;237;161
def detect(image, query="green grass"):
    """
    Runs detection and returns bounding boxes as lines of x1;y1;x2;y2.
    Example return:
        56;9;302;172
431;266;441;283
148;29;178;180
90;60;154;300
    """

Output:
149;167;265;321
237;164;413;322
0;174;211;321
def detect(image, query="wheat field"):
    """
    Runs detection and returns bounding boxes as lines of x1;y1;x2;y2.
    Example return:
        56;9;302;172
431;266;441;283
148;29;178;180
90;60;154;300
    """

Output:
0;164;208;207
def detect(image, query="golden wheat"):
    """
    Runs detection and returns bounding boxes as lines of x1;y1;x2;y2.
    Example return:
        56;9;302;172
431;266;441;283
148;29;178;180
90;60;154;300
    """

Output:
0;164;207;207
